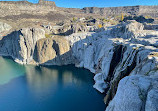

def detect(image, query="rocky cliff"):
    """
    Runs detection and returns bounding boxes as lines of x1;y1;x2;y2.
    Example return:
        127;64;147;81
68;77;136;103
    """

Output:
0;28;71;65
67;21;158;111
83;5;158;18
0;1;158;19
0;20;158;111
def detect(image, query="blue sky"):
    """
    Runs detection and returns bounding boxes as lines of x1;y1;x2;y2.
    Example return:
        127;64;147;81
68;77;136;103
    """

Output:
2;0;158;8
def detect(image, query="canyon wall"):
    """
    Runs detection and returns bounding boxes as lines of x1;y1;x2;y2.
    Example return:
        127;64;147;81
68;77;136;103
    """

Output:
0;1;158;110
0;20;158;111
83;5;158;18
0;18;158;111
0;1;158;18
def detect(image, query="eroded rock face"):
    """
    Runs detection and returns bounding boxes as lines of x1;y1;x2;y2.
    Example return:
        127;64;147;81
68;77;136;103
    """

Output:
66;20;158;110
33;37;72;65
106;75;158;111
0;20;158;111
0;27;72;65
52;24;88;36
0;28;45;64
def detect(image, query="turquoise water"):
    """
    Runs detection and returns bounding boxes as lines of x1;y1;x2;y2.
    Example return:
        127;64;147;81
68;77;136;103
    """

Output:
0;57;105;111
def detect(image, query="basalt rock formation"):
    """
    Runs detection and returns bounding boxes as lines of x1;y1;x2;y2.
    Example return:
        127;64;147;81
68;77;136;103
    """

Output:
0;27;71;65
1;20;158;111
0;28;45;64
0;1;158;110
83;5;158;18
67;21;158;111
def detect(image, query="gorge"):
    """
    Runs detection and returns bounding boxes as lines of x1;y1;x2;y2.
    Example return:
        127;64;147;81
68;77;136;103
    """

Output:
0;0;158;111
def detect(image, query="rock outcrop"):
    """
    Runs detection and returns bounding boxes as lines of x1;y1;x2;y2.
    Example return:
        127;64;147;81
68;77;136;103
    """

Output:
0;20;158;111
106;75;158;111
0;27;72;65
34;37;72;65
0;28;45;64
66;20;158;110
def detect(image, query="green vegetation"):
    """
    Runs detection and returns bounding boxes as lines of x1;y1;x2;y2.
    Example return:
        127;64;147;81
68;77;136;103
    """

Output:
144;15;152;19
102;18;110;23
72;17;78;22
45;33;53;38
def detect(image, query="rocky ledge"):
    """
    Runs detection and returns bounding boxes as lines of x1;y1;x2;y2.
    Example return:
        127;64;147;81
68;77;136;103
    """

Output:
0;20;158;111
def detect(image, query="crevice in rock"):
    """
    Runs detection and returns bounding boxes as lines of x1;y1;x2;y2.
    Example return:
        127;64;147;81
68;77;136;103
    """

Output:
105;45;126;83
52;40;60;56
104;48;138;107
139;83;153;111
33;43;39;62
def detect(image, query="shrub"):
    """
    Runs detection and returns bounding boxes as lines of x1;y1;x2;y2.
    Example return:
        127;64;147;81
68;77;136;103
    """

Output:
121;13;124;21
72;17;78;22
45;34;52;38
144;15;152;19
102;18;109;23
98;24;103;28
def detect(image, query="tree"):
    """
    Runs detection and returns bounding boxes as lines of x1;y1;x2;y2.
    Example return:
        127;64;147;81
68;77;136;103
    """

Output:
121;13;124;21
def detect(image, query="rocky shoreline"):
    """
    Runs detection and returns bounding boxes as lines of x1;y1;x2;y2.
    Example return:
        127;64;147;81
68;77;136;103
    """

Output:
0;20;158;111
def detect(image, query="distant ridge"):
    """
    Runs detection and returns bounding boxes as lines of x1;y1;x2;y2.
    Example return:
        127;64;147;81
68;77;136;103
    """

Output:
82;5;158;17
0;0;158;18
0;0;56;6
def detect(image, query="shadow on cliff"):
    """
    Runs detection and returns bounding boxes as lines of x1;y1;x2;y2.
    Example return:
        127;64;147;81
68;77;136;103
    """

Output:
123;15;154;23
130;34;158;48
0;30;24;61
144;24;158;31
35;27;109;67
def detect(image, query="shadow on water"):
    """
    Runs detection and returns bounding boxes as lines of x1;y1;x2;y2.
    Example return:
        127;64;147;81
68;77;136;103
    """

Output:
0;57;105;111
0;26;114;111
24;64;95;93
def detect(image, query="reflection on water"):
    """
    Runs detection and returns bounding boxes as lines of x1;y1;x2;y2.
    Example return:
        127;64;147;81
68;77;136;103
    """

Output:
0;57;26;85
0;57;105;111
25;65;92;93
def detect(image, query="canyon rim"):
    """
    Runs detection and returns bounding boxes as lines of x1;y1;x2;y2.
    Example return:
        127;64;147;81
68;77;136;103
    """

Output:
0;0;158;111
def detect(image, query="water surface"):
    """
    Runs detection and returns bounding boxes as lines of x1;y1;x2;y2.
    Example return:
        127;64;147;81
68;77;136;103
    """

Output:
0;57;105;111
